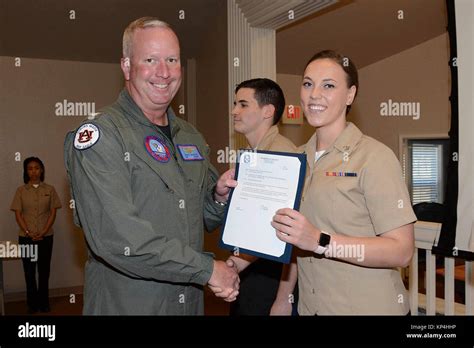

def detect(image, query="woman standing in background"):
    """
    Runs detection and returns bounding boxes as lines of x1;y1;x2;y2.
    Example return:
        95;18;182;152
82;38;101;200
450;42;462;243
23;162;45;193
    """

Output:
10;157;61;314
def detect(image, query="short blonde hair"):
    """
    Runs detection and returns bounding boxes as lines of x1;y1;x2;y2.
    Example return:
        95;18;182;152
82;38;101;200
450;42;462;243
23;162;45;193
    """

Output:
122;17;173;58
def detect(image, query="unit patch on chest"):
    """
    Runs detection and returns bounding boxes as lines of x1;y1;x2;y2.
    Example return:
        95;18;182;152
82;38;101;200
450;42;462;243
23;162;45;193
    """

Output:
144;135;171;163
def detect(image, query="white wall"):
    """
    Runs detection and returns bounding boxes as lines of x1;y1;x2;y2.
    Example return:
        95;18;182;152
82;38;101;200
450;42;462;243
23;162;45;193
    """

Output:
276;33;451;156
0;56;123;294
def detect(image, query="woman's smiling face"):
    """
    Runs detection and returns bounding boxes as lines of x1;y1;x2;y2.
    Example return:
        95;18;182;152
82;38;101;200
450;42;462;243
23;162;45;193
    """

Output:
300;58;356;129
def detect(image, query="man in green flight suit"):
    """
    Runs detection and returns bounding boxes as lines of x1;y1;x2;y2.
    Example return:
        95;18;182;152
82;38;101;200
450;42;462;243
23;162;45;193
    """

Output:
64;17;239;315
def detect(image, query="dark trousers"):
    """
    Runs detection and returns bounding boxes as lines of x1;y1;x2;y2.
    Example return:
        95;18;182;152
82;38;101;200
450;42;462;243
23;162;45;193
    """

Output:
18;235;53;310
230;258;299;316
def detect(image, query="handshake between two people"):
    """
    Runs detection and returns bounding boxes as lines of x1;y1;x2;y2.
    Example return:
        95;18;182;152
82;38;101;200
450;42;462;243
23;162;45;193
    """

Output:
207;168;241;301
206;169;266;302
207;258;241;302
207;255;257;302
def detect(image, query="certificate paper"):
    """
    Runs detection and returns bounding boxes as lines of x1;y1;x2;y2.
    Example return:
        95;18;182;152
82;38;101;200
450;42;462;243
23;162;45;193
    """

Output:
219;150;306;263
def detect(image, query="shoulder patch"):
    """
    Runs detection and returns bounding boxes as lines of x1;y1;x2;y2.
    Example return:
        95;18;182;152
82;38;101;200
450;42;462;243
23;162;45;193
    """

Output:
74;123;100;150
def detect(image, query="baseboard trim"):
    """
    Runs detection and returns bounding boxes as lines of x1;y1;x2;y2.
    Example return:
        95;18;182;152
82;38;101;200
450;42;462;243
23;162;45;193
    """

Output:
4;285;83;303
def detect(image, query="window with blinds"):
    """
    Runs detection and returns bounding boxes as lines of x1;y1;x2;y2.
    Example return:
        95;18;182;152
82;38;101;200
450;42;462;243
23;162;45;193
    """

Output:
406;139;449;205
410;143;440;204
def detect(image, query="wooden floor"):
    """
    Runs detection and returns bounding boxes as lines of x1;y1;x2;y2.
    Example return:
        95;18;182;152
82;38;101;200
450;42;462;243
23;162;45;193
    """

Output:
4;288;230;316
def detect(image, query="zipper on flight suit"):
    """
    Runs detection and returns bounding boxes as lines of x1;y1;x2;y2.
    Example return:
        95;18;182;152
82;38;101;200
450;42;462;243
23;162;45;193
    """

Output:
154;125;191;314
154;126;187;179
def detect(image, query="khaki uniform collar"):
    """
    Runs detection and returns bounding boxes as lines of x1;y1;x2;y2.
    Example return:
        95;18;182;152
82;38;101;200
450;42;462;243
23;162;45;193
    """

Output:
304;122;363;168
254;125;279;150
117;89;181;138
332;122;363;154
25;182;44;190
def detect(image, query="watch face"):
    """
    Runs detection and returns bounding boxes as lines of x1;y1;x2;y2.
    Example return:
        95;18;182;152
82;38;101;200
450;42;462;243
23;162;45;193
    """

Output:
319;233;331;247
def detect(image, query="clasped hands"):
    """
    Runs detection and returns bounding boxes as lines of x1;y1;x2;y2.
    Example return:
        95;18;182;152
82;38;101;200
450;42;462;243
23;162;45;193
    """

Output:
26;230;45;241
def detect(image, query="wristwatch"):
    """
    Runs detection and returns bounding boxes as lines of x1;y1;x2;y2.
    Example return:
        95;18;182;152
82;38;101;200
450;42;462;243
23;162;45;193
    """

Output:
214;199;227;206
314;232;331;255
212;186;228;206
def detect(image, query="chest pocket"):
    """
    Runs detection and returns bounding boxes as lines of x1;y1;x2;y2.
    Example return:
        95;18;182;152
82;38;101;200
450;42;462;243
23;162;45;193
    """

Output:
116;118;209;196
132;145;181;195
176;146;208;193
332;173;375;234
130;140;208;198
39;192;52;212
301;170;335;230
333;175;362;209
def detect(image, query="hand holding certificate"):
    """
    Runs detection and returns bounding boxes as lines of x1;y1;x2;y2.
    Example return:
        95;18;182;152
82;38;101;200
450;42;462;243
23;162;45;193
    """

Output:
220;150;306;263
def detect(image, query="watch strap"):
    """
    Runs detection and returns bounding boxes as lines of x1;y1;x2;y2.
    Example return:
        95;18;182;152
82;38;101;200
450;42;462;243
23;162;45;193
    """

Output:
314;245;328;255
314;231;331;255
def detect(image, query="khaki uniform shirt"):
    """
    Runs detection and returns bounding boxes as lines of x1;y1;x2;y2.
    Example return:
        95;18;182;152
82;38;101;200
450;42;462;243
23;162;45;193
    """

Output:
64;89;226;315
298;122;416;315
10;183;62;237
256;125;298;153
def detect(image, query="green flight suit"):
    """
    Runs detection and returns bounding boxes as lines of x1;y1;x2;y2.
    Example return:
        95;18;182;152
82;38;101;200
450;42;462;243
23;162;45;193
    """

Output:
64;89;226;315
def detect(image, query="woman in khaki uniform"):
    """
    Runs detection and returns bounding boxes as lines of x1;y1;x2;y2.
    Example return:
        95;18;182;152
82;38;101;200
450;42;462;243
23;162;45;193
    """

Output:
10;157;61;313
272;50;416;315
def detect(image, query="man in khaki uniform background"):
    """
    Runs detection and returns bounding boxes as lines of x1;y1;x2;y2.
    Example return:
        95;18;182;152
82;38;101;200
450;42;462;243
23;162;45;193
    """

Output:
226;78;298;315
64;17;238;315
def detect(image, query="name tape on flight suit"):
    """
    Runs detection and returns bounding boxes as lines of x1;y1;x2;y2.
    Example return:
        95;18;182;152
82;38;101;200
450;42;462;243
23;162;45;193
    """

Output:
177;145;204;161
74;123;100;150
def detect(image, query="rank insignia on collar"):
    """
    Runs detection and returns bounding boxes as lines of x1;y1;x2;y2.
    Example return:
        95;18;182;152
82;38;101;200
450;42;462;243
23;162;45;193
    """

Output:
145;136;171;163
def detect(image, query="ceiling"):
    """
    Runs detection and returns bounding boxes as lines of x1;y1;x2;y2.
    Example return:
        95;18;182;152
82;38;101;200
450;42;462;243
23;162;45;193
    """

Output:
1;0;448;71
236;0;338;29
276;0;448;75
0;0;224;63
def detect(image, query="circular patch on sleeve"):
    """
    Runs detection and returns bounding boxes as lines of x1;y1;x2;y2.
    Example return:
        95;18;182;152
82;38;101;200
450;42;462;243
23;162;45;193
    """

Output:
74;123;100;150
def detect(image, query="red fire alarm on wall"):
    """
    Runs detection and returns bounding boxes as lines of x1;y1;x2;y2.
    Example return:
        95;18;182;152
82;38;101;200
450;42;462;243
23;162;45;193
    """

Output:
282;105;303;125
